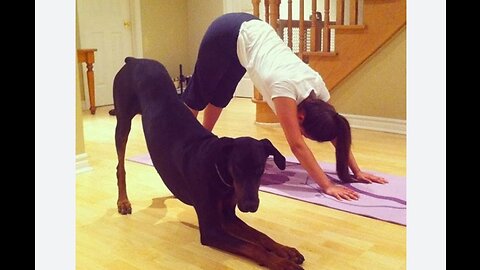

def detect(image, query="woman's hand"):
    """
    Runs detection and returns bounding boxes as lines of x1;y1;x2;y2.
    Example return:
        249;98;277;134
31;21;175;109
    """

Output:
354;171;388;184
324;185;359;201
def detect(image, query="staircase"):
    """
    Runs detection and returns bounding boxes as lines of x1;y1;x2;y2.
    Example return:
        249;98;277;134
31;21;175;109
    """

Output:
251;0;406;123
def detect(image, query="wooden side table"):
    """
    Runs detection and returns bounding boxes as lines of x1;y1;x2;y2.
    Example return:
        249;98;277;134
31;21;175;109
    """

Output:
77;49;97;114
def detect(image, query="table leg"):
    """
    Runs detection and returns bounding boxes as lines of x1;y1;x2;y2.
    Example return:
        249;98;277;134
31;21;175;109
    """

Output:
86;63;96;114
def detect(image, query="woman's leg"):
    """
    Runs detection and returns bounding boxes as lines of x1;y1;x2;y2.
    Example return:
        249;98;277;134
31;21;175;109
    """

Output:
203;103;223;132
205;62;247;131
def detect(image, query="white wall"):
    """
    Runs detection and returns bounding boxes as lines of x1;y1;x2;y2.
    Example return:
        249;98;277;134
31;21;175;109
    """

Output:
186;0;224;75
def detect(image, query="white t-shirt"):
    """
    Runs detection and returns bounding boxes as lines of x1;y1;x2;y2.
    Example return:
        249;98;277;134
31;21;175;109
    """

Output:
236;19;330;114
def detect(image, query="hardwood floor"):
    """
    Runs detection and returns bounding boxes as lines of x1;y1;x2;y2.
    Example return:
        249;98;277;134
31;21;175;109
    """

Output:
76;98;406;270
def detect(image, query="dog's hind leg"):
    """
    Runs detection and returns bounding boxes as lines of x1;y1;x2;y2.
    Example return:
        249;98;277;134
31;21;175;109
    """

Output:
115;116;134;215
113;59;141;215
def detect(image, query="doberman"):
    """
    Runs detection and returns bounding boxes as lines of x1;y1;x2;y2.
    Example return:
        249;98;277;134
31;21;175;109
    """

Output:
113;57;305;269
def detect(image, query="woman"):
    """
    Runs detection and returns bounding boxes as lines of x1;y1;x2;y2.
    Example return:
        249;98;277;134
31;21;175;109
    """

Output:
183;13;387;200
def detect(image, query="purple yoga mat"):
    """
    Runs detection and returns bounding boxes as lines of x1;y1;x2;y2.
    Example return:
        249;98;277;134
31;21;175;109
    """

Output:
127;155;406;226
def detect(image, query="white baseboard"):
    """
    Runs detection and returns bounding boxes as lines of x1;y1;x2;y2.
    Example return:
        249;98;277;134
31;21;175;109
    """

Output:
255;122;281;127
76;153;93;174
342;114;406;135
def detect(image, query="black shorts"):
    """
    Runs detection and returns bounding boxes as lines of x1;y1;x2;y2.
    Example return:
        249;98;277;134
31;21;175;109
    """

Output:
183;13;259;110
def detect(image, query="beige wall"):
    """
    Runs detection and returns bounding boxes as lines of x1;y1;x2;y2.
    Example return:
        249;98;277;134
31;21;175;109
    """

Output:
186;0;224;73
76;58;86;155
76;11;86;102
76;9;86;155
140;0;190;77
330;27;406;120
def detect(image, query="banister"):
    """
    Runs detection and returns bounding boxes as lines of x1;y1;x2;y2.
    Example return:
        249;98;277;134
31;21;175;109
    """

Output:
322;0;331;52
265;0;270;23
269;0;281;30
299;0;305;57
337;0;345;25
350;0;359;25
252;0;260;17
287;0;293;49
311;0;318;51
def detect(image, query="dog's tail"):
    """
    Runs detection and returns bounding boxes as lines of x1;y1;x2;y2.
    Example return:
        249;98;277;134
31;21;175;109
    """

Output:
124;57;135;64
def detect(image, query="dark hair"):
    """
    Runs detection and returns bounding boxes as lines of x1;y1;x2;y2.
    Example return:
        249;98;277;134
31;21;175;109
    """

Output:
298;93;352;182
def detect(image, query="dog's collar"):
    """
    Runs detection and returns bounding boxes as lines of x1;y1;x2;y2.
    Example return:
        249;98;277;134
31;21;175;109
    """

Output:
215;163;233;188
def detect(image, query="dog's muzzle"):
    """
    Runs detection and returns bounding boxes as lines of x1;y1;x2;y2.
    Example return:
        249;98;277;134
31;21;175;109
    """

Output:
238;199;259;213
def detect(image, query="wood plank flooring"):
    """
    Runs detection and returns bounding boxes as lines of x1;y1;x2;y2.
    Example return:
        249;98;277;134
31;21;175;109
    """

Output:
76;98;406;270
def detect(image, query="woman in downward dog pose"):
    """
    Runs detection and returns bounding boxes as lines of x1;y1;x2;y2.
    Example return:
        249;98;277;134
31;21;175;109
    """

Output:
183;13;387;200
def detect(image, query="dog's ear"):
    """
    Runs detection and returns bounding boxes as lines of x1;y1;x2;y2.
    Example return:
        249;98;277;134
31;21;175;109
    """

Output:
260;139;286;170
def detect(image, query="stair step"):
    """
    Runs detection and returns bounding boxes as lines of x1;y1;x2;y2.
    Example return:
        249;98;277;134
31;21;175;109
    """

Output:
330;24;367;30
302;51;338;57
296;51;338;60
298;51;337;64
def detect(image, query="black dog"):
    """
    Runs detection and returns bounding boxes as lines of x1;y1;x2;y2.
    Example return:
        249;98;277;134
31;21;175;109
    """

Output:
113;58;305;270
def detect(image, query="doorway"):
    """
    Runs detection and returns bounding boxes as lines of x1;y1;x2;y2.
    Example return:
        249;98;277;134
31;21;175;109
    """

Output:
77;0;142;108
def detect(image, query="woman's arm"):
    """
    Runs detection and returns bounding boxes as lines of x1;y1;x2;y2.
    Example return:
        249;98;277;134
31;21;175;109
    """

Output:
273;97;359;200
330;140;388;184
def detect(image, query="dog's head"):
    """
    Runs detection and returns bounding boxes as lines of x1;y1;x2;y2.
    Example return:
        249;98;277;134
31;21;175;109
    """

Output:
217;137;286;213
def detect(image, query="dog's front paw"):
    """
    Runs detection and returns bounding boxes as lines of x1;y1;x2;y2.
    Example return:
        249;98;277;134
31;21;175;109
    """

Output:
267;257;304;270
270;245;305;265
117;199;132;215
